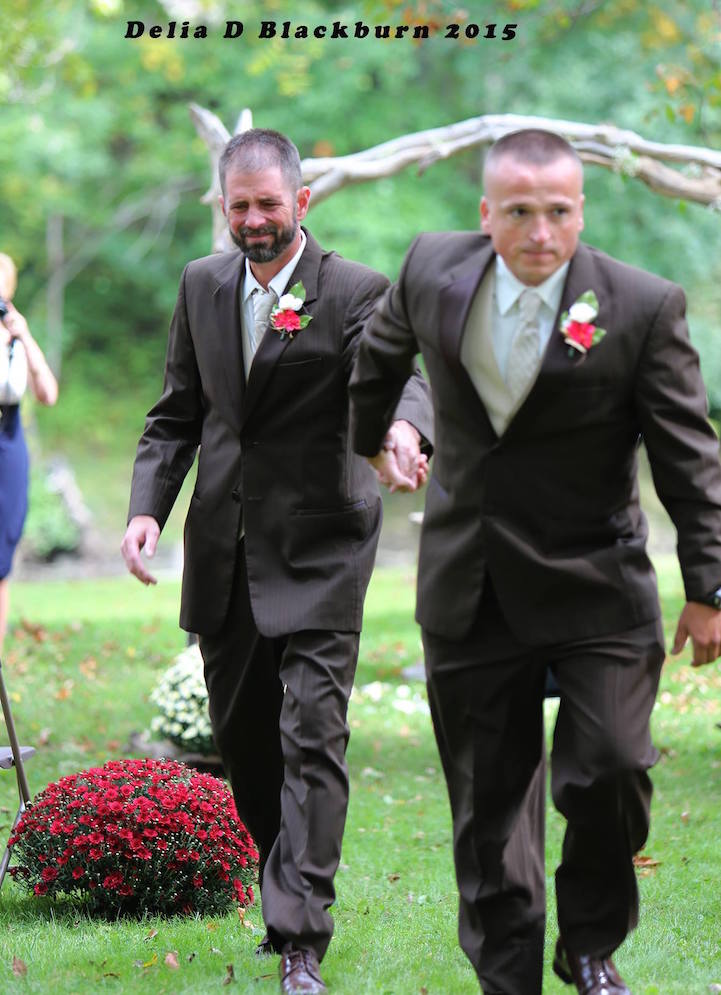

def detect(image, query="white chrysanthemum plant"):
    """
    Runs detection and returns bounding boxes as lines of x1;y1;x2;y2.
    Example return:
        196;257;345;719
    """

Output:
149;643;215;755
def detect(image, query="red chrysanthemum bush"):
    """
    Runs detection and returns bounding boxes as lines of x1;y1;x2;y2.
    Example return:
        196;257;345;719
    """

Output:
8;758;258;918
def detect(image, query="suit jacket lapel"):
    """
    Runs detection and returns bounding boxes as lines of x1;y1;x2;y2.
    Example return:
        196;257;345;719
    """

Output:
438;244;494;369
504;243;601;433
210;252;245;434
241;228;321;428
539;242;599;375
438;243;499;437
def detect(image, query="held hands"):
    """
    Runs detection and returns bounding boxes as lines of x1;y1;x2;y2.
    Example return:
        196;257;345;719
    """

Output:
121;515;161;586
368;419;429;493
672;602;721;667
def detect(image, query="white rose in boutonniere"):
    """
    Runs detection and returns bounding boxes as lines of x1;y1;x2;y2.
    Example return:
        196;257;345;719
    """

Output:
559;290;606;356
270;281;313;341
568;300;597;324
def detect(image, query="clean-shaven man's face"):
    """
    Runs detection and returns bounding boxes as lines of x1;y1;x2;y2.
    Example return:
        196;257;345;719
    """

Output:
480;154;585;286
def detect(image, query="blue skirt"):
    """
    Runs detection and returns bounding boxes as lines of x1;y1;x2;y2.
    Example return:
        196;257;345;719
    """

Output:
0;406;29;579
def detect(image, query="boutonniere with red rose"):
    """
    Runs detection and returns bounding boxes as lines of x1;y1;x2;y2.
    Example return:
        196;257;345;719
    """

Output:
559;290;606;358
270;281;313;341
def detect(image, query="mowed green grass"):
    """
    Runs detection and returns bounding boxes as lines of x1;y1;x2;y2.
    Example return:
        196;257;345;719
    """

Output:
0;559;719;993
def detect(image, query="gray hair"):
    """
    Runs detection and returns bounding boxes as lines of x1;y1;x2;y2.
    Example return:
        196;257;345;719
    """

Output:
219;129;303;195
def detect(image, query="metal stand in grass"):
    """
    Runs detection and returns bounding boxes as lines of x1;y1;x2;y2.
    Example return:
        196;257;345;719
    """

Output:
0;656;34;889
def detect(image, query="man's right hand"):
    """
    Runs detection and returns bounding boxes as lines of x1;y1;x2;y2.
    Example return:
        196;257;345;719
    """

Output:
121;515;160;586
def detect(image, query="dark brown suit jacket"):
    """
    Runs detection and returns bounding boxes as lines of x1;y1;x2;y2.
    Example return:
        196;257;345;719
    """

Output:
128;230;432;637
350;233;721;643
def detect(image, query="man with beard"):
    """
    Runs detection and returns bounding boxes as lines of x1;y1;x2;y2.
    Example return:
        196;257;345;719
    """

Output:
121;129;432;995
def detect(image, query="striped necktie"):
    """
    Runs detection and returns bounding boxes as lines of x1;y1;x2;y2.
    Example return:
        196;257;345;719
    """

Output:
250;287;276;359
506;288;542;404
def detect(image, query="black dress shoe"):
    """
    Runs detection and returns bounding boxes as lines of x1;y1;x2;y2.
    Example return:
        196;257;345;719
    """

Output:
279;947;326;994
553;938;630;995
256;933;274;957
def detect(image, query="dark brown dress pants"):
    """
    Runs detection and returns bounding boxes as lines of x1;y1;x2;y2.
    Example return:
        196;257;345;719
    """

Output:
423;587;665;995
199;542;359;960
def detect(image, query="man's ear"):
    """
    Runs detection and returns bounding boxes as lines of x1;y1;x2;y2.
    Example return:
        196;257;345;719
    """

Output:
296;186;311;221
480;197;491;234
218;194;227;218
578;193;585;233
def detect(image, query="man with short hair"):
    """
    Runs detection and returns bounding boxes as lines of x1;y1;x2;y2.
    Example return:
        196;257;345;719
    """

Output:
122;128;432;995
349;129;721;994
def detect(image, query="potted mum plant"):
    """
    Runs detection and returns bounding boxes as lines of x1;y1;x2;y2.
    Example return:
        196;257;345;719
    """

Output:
8;757;257;917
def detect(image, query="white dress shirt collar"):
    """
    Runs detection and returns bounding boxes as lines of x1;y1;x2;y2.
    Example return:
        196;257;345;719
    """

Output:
494;254;569;317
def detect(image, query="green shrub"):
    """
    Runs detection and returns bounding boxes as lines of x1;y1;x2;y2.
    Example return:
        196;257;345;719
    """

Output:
23;460;83;560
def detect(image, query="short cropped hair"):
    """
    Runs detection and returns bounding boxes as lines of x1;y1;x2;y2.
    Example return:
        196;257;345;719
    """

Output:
219;129;303;195
484;129;582;175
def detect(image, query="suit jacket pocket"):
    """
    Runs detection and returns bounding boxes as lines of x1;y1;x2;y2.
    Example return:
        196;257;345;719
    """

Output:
289;499;373;547
276;357;324;371
293;498;368;516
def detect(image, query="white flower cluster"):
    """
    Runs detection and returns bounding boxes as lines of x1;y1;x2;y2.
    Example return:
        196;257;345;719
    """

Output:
149;643;215;754
612;145;641;178
352;681;430;716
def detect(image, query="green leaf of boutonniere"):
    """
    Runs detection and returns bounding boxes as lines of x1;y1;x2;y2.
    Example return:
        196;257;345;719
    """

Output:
287;281;306;302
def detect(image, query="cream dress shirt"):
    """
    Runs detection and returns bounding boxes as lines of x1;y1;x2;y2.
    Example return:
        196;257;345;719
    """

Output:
460;256;569;434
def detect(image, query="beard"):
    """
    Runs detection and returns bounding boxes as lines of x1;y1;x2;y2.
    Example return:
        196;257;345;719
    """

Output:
229;213;298;262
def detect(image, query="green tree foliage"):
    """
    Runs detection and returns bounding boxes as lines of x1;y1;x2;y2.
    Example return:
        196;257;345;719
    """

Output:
0;0;720;412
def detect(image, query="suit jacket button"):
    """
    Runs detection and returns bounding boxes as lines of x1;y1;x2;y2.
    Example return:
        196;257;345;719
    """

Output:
231;487;241;503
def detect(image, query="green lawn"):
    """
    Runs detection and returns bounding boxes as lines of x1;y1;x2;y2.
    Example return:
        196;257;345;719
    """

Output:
0;561;720;993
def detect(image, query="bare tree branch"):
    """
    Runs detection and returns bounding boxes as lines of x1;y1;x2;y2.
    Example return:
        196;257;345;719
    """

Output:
58;177;202;286
302;114;721;207
189;103;254;250
191;109;721;252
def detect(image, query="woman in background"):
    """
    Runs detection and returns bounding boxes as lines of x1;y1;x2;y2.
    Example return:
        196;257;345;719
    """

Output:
0;253;58;654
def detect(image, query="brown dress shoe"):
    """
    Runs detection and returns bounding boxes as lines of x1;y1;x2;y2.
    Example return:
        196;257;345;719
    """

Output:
553;938;630;995
279;947;327;994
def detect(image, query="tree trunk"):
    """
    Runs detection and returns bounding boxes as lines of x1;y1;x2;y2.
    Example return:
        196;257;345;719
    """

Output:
45;213;64;377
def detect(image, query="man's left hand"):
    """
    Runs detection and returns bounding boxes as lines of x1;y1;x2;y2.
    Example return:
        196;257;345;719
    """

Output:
672;602;721;667
368;419;428;493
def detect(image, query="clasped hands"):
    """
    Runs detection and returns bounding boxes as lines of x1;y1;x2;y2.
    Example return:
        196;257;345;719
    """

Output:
123;420;428;587
367;419;428;494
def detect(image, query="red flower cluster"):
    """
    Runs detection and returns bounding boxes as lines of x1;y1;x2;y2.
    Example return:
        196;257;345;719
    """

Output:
563;319;596;351
8;758;258;918
271;309;301;333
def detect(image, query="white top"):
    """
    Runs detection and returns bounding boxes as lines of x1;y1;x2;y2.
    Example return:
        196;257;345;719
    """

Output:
0;339;27;405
